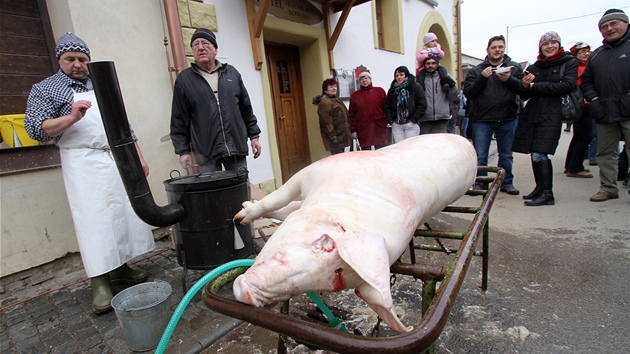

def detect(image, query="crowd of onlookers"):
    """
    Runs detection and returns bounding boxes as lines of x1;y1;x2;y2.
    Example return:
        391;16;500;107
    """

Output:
315;8;629;206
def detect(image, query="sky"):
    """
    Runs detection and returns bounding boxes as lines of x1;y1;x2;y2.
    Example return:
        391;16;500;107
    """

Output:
461;0;630;64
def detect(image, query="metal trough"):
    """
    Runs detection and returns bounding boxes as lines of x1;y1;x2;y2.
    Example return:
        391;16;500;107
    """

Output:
202;166;505;353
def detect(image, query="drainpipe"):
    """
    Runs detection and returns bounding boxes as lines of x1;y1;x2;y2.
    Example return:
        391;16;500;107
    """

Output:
456;0;463;84
163;0;187;76
88;61;185;227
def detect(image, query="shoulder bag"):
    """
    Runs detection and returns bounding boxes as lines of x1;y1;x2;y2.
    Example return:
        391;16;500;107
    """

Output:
559;62;583;122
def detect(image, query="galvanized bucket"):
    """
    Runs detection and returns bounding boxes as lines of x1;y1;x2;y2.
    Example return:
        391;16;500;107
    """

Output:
111;281;172;351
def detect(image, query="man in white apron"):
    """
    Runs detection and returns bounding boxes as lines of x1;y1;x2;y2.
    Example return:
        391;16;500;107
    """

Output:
24;33;155;313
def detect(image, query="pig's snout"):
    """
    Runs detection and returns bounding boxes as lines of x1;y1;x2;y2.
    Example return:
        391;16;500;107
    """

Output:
234;275;259;306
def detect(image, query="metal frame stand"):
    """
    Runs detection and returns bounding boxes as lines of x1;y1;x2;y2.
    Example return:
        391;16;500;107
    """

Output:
202;167;505;353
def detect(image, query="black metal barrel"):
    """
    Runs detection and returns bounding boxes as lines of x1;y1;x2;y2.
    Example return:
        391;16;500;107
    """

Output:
164;170;253;269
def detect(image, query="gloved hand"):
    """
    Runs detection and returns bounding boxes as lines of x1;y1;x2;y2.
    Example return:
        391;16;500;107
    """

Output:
331;138;339;149
441;76;455;90
351;132;358;140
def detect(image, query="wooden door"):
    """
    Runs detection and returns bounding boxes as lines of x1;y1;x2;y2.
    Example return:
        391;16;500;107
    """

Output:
265;44;310;183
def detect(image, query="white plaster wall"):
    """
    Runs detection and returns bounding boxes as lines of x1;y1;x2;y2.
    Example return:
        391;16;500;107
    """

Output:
330;1;454;94
0;169;78;276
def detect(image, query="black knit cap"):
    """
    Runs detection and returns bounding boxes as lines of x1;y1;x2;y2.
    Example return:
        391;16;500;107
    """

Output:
190;28;218;48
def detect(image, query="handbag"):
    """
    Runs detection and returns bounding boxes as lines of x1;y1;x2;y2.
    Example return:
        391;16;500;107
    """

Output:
559;62;584;122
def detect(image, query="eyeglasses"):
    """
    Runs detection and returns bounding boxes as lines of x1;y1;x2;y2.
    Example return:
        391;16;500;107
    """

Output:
600;20;621;31
192;40;213;48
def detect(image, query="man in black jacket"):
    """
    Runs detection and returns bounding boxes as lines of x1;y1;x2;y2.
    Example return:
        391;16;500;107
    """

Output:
170;28;262;173
581;9;630;201
464;35;524;195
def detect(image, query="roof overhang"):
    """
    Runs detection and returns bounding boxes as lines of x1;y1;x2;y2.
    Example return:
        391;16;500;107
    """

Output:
245;0;372;70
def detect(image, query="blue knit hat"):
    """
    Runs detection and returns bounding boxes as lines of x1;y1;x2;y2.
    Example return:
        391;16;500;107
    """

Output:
55;32;90;59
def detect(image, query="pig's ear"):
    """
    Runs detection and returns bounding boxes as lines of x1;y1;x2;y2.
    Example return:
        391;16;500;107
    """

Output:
336;231;391;306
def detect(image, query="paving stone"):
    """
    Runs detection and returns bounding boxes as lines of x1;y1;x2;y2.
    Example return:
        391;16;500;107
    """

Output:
33;307;57;325
36;316;60;333
49;341;80;354
8;318;37;342
78;332;104;352
85;342;111;354
0;296;19;308
40;327;68;348
59;302;83;317
66;316;92;333
48;289;72;305
13;335;46;354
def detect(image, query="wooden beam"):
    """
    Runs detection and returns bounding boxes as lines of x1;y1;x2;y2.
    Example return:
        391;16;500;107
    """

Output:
245;0;270;70
328;0;355;50
253;0;270;37
323;3;334;71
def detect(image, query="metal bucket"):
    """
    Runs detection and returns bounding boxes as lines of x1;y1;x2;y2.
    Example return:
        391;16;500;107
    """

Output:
111;281;172;352
163;170;253;269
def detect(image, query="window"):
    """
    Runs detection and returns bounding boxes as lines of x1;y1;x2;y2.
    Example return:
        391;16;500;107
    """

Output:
373;0;403;53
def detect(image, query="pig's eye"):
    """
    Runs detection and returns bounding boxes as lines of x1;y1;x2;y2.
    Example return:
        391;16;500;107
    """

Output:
312;234;336;252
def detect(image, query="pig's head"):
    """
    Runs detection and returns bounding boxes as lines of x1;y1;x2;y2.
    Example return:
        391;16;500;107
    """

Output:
233;207;413;332
233;208;351;306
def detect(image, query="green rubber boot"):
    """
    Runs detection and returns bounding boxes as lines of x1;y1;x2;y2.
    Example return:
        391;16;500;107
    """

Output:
109;263;149;286
91;274;113;314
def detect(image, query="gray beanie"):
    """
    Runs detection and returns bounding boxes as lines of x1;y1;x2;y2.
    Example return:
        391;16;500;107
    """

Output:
190;28;218;48
55;32;90;59
598;8;628;28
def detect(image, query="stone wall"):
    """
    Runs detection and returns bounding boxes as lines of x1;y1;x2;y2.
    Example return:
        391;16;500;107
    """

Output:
178;0;218;64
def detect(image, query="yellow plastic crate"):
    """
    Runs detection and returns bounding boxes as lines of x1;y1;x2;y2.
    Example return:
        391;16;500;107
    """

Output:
0;114;39;147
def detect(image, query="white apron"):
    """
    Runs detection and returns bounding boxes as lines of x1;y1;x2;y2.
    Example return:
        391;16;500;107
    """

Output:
58;90;154;277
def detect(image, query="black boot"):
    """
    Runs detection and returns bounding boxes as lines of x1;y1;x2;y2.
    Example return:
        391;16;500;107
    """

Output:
525;160;555;206
523;159;542;200
618;159;628;182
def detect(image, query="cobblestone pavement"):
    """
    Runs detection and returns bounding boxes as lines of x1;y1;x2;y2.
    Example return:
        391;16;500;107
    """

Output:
0;226;269;354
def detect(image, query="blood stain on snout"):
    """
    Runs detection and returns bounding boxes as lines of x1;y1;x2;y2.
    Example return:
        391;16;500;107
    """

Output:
332;268;346;291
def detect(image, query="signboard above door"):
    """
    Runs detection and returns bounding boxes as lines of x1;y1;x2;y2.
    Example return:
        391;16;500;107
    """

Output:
256;0;323;25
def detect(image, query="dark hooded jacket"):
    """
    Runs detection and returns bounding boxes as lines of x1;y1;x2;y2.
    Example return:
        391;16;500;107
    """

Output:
580;26;630;123
384;75;427;125
463;54;523;122
512;52;578;155
170;62;261;160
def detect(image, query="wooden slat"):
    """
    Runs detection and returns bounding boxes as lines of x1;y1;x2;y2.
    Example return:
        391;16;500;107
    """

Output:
0;35;49;55
0;54;54;75
0;74;46;95
0;0;39;17
0;95;27;114
0;14;44;37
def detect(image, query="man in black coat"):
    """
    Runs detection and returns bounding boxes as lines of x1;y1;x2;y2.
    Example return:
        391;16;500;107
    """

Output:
463;35;524;195
581;9;630;201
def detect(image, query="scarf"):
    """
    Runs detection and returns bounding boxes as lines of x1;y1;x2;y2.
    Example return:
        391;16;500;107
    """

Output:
394;80;410;124
536;47;565;62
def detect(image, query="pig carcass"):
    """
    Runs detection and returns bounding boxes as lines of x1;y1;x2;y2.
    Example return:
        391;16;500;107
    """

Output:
234;134;477;332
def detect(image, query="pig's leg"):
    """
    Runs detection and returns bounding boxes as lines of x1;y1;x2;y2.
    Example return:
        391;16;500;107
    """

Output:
235;175;304;224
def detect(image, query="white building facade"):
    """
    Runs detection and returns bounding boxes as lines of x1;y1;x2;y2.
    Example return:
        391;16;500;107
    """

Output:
0;0;462;276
